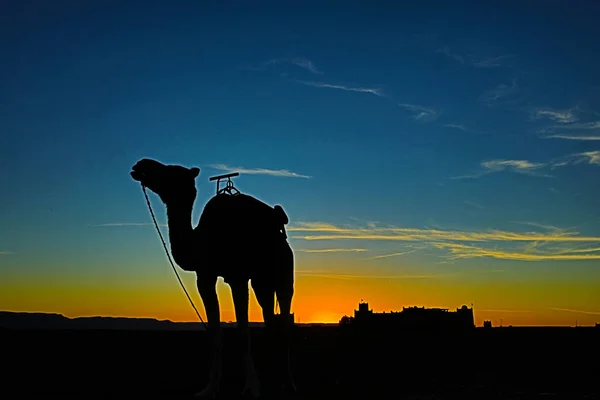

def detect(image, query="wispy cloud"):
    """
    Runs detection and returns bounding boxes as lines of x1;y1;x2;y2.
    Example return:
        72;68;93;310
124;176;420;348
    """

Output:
578;151;600;165
481;160;546;173
549;307;600;315
398;103;439;122
296;248;368;253
90;222;166;227
208;164;312;179
453;150;600;180
294;80;440;125
531;107;578;123
444;123;469;132
436;46;513;68
246;57;323;75
539;120;600;134
287;221;597;242
436;46;465;64
295;269;445;280
430;242;600;261
471;54;514;68
451;159;549;180
288;58;323;74
550;150;600;168
480;79;518;105
477;309;532;313
544;134;600;141
288;221;600;262
265;57;323;74
463;200;486;210
443;123;491;135
511;221;572;233
0;251;14;255
295;80;385;97
538;119;600;141
365;250;416;260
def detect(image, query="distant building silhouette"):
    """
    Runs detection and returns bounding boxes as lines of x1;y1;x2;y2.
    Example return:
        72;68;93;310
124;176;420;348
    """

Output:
483;320;492;328
340;301;475;331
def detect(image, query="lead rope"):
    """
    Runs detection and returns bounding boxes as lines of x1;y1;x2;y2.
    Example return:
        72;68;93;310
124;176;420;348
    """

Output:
141;185;208;331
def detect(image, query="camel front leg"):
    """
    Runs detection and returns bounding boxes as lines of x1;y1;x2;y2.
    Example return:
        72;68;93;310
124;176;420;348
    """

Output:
230;281;260;399
194;276;222;398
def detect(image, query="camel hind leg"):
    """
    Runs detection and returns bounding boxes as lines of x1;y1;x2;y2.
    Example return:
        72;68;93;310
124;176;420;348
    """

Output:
274;244;295;393
252;283;278;394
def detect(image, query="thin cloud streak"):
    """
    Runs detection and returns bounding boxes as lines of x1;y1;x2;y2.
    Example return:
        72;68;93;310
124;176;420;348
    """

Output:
550;307;600;315
289;221;600;262
451;150;600;180
91;222;167;227
444;123;469;132
248;57;323;74
296;248;368;253
398;103;439;122
539;120;600;134
480;79;518;105
288;58;323;74
436;47;513;68
0;251;15;255
436;46;465;64
464;200;486;210
544;135;600;141
551;150;600;167
294;233;600;244
471;54;514;68
209;164;311;179
511;221;570;233
294;79;440;126
531;107;578;123
288;222;598;242
451;159;550;180
295;271;446;280
477;309;532;313
430;242;600;261
296;80;385;97
365;250;416;260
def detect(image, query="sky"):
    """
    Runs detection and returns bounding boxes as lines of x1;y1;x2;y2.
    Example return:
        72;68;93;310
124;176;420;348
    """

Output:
1;0;600;326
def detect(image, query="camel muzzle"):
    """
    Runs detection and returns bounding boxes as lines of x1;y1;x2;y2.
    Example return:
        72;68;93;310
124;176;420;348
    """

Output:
130;170;146;183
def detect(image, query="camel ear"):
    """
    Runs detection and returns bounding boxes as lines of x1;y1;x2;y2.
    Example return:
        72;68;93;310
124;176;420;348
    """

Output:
190;167;200;178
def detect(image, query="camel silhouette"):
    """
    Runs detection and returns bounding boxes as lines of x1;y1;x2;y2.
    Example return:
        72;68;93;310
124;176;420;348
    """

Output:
130;158;295;398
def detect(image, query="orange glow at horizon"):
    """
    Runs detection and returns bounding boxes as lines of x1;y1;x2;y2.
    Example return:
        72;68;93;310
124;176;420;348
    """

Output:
2;262;599;327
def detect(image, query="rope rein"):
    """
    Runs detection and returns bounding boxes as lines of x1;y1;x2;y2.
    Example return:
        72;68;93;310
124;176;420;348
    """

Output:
141;185;208;331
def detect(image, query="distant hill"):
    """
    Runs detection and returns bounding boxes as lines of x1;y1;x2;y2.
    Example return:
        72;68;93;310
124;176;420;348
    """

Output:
0;311;241;331
0;311;335;331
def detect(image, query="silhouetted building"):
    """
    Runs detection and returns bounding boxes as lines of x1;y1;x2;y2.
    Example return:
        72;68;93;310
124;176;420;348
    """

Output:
483;320;492;328
340;301;475;331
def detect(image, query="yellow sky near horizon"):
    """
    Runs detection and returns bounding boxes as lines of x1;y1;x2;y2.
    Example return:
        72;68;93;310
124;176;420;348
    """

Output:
2;254;599;327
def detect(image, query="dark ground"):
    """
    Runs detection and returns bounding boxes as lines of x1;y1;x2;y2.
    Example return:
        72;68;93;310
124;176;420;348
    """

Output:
2;326;599;399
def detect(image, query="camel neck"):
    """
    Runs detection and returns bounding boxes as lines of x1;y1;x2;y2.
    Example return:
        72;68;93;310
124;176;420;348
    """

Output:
165;202;195;268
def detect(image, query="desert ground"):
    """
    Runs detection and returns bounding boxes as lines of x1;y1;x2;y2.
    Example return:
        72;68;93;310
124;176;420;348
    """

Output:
2;326;598;399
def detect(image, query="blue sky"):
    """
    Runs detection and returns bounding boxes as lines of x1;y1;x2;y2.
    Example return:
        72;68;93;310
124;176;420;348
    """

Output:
1;0;600;324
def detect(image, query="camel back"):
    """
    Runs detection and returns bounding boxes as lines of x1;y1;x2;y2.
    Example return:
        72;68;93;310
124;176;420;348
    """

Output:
198;193;289;241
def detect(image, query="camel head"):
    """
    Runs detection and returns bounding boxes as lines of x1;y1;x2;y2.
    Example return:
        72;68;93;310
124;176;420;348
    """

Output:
131;158;200;206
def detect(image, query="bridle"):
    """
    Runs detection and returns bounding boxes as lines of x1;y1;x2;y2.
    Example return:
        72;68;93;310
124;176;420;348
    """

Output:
141;184;208;330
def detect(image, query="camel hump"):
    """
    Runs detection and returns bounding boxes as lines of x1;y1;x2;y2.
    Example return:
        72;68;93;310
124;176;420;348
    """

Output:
274;205;289;225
